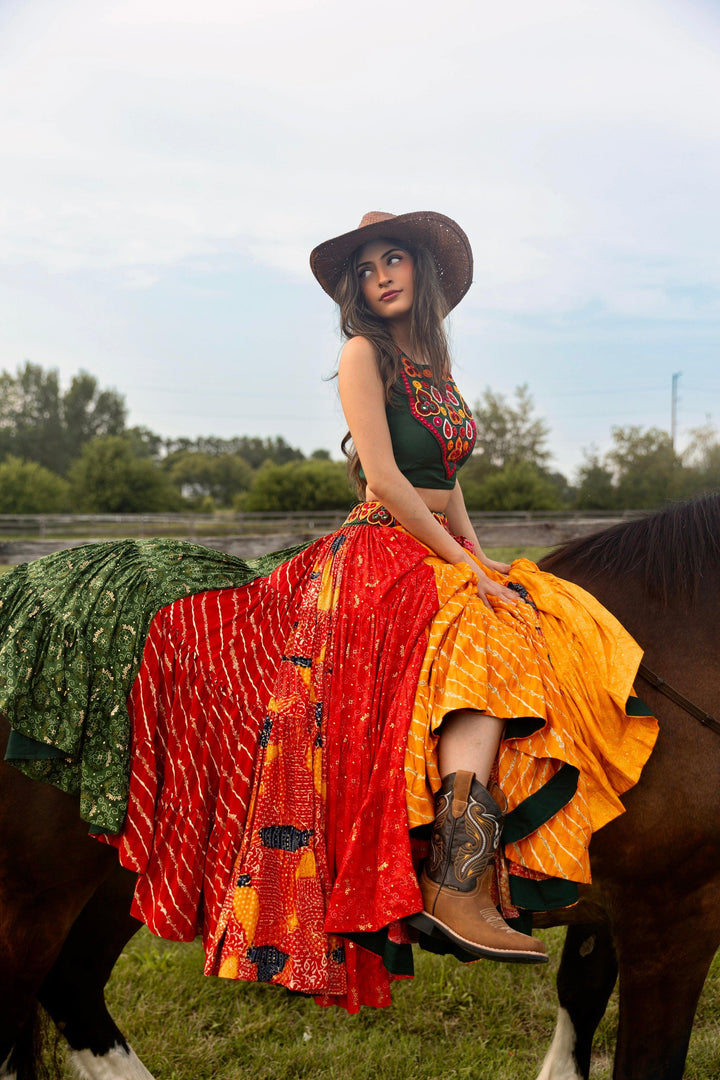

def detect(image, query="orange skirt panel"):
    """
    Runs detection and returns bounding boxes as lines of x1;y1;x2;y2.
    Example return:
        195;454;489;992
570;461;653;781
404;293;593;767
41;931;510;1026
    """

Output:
405;555;658;885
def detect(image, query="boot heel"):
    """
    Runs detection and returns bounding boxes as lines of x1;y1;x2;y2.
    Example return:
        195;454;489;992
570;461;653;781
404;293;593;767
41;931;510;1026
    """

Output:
405;910;438;937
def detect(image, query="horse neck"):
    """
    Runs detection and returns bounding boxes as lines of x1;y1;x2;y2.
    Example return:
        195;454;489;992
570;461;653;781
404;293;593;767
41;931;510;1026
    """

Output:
547;557;720;673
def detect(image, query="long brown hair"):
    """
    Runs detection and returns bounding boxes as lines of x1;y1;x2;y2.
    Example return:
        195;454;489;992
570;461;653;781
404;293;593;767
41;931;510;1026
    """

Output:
335;239;453;497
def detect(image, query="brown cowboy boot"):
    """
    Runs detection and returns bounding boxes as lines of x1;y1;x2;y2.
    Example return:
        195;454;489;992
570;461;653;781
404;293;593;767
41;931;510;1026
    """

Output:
408;770;547;964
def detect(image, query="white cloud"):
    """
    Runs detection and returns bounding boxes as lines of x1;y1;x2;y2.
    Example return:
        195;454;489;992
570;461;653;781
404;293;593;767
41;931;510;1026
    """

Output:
2;0;719;312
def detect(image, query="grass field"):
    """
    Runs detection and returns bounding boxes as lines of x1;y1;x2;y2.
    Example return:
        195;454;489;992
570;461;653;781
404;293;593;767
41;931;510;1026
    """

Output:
39;926;716;1080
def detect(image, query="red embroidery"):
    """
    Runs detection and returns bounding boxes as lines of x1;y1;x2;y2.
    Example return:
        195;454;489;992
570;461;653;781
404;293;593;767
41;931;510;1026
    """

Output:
344;502;450;531
345;502;398;527
398;354;476;479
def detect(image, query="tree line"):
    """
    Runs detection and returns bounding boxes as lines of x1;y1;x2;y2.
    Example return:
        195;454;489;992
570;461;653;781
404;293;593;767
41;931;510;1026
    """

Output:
1;363;719;515
461;385;720;512
0;363;352;514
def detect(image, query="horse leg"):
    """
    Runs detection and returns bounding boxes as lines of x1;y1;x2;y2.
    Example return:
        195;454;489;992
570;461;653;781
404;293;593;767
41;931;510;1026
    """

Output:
37;860;155;1080
536;922;618;1080
537;920;617;1080
0;1053;17;1080
0;757;118;1078
611;879;720;1080
0;1054;17;1080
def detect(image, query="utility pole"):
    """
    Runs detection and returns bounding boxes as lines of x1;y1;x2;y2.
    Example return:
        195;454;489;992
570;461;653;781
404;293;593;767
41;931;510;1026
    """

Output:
671;371;682;450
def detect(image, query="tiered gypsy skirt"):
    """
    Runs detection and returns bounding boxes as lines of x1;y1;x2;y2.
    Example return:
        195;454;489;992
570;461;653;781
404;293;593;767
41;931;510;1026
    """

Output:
0;504;658;1012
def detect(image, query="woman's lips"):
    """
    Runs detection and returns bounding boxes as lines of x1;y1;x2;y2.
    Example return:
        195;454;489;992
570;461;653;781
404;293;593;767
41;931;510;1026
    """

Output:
380;290;401;302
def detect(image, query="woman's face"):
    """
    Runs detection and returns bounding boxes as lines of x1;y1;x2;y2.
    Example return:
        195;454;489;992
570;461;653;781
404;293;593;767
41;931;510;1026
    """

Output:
355;238;415;321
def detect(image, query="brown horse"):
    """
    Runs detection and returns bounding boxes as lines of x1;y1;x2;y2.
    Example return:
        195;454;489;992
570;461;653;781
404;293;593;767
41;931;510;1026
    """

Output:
534;497;720;1080
2;495;720;1080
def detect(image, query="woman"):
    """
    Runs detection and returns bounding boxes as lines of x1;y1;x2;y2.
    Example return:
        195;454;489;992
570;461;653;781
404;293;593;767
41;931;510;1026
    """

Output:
0;210;658;1013
315;211;548;965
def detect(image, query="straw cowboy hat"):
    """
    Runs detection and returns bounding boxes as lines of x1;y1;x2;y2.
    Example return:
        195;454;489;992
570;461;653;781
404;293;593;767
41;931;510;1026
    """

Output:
309;210;473;314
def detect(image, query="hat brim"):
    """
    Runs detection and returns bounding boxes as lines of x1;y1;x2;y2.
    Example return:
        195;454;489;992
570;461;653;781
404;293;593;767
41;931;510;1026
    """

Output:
309;211;473;315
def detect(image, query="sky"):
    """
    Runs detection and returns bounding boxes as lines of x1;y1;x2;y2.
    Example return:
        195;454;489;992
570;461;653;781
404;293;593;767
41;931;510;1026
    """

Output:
1;0;719;480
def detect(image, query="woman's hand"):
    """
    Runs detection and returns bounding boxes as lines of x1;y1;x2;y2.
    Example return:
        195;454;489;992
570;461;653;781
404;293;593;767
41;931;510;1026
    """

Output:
458;560;519;611
479;556;511;575
477;573;520;611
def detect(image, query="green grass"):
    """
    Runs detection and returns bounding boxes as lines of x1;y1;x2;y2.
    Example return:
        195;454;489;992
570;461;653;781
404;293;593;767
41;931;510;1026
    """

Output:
0;521;278;543
41;927;719;1079
486;546;550;564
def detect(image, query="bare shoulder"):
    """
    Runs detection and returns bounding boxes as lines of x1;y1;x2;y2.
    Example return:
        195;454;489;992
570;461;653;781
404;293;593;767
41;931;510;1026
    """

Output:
338;337;383;401
339;335;378;372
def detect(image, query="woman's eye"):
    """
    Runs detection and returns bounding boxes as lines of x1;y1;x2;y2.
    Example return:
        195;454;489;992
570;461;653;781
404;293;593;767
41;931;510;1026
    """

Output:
358;267;371;280
387;255;401;265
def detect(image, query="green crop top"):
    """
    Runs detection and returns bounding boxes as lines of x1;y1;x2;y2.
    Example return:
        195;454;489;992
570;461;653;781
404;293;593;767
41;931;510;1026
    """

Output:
359;353;477;490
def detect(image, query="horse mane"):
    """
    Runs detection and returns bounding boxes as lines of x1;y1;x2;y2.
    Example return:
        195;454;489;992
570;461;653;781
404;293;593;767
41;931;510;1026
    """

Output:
540;492;720;605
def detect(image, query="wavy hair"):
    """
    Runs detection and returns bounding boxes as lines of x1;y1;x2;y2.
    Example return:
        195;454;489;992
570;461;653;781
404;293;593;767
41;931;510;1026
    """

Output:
334;239;452;497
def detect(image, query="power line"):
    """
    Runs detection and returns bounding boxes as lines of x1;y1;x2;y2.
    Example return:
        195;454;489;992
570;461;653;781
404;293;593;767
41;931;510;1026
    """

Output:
133;386;325;399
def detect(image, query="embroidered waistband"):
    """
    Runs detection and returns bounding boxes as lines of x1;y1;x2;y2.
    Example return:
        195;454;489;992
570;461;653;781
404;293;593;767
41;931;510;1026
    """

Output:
343;502;449;529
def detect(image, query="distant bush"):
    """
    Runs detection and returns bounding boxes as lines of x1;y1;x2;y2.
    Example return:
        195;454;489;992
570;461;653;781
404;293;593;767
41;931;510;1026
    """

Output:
164;450;254;508
0;456;71;513
242;460;354;512
67;436;182;513
463;460;564;512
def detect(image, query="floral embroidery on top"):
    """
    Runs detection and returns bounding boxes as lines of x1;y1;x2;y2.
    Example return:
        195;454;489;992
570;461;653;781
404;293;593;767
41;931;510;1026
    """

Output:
398;353;476;480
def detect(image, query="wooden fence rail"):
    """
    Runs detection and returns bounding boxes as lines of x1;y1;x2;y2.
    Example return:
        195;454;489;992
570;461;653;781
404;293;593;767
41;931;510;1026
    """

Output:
0;508;642;540
0;510;645;566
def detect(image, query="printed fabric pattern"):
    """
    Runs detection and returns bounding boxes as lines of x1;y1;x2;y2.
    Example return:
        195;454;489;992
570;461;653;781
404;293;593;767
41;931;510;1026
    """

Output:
0;538;307;831
104;518;441;1011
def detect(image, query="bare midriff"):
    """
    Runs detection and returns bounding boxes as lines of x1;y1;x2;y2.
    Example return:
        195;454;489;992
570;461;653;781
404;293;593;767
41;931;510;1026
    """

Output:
365;485;453;515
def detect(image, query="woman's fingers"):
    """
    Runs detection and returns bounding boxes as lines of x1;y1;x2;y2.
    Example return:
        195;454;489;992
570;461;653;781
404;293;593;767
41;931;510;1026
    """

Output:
481;557;511;574
477;579;520;607
457;560;520;608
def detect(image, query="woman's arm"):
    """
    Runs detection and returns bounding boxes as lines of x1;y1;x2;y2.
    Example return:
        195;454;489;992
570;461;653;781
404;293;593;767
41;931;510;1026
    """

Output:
337;337;517;608
445;481;511;575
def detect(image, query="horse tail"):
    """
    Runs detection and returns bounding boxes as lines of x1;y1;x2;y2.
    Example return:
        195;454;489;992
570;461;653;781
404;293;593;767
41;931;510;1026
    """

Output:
8;1003;62;1080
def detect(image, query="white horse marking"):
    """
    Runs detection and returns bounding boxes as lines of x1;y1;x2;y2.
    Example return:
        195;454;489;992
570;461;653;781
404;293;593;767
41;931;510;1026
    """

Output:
0;1052;16;1080
578;933;596;958
536;1007;583;1080
69;1043;156;1080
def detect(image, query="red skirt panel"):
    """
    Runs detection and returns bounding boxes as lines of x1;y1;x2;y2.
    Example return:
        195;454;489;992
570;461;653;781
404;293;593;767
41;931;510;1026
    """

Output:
103;541;321;943
105;517;441;1009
